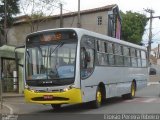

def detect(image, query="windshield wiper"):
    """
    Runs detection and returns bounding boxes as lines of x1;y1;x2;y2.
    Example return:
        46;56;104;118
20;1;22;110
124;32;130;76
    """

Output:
51;41;64;55
48;42;64;79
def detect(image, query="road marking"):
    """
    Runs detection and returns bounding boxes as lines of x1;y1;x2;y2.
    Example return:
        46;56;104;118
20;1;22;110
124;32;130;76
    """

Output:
142;98;157;103
147;82;159;86
3;103;14;114
124;97;160;103
124;98;139;103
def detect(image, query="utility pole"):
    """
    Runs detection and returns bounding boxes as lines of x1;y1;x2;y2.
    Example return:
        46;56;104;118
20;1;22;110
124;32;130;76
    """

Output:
77;0;81;28
60;3;63;28
0;58;3;109
158;44;160;58
4;0;7;44
144;9;154;65
144;9;160;63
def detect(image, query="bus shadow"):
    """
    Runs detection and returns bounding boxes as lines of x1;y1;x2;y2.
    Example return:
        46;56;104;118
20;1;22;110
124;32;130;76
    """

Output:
36;97;126;113
37;103;92;113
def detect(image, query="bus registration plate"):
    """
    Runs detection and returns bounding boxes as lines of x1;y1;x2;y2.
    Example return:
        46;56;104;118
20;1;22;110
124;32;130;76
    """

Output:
43;95;53;100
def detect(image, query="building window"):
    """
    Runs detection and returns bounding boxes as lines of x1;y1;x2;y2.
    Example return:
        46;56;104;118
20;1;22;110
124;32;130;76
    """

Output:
97;16;102;25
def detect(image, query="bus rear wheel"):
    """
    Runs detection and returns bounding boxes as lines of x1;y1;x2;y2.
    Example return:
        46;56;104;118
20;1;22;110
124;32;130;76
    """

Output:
92;87;102;108
122;81;136;99
51;104;61;110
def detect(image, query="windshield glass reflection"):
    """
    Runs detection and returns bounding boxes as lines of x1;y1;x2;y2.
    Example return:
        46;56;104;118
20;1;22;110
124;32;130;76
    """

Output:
26;42;77;80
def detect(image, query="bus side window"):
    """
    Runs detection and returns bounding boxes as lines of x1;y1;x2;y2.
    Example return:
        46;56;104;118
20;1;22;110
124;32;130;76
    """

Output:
141;51;147;67
80;36;95;79
81;47;88;69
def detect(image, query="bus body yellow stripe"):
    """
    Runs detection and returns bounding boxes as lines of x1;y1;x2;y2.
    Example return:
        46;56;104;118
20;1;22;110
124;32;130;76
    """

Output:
24;88;82;104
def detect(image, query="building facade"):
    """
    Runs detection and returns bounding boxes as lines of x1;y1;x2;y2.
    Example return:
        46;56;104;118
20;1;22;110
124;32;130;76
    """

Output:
7;4;121;46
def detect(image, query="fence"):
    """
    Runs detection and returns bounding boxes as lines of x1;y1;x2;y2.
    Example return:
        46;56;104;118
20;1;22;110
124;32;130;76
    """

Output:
2;77;18;92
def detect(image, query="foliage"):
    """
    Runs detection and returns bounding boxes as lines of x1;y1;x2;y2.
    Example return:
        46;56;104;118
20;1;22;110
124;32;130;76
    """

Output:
20;0;60;32
0;0;20;30
120;11;148;44
0;0;20;45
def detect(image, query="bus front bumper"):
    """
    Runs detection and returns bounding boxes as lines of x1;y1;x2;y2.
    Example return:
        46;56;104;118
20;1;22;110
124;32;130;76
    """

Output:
24;88;82;104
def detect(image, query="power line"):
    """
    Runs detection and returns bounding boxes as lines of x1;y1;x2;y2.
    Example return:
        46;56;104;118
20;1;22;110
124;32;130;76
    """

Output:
147;15;160;19
152;30;160;38
52;3;75;13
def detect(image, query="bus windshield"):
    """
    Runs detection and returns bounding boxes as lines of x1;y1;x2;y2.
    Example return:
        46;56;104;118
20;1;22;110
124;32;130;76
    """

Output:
25;41;77;86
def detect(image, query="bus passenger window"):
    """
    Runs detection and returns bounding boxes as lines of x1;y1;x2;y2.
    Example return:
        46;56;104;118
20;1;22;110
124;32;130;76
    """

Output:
141;51;147;67
80;36;95;79
80;47;94;79
81;47;88;69
123;47;131;66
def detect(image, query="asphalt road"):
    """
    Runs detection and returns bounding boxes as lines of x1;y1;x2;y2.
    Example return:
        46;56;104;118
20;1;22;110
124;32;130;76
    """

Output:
2;84;160;120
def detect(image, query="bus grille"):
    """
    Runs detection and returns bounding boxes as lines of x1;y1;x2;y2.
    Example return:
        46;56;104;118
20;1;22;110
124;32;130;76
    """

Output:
31;97;69;101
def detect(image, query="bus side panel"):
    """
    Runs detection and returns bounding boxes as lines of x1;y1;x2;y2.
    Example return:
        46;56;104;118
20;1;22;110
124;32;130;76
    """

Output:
136;80;148;90
128;67;148;91
80;82;97;102
115;82;131;96
80;66;148;102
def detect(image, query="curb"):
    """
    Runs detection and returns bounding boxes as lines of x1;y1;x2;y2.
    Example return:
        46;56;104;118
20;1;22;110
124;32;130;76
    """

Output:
3;94;24;98
147;82;159;86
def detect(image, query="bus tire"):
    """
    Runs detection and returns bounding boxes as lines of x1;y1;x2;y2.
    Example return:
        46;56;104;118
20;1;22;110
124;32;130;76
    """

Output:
51;104;61;110
92;87;102;108
122;81;136;99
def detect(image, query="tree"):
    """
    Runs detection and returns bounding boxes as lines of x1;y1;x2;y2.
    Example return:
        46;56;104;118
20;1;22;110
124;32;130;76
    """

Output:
20;0;60;32
121;11;148;44
0;0;20;45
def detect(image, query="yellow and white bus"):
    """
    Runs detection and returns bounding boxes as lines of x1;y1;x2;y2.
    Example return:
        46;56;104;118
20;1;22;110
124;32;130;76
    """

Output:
24;28;148;109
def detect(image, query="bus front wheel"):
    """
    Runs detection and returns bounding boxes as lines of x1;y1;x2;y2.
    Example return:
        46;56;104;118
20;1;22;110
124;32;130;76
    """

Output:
92;87;102;108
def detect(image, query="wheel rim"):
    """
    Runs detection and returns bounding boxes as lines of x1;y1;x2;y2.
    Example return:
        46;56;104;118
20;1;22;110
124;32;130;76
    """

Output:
97;90;102;104
131;83;135;97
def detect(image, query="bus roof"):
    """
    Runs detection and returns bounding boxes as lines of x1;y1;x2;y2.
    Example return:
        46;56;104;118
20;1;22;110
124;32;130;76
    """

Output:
74;28;147;51
27;28;147;51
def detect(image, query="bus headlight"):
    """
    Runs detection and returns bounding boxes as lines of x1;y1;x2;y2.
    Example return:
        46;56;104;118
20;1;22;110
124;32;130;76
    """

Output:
25;85;29;89
63;88;69;92
25;85;35;92
62;85;74;92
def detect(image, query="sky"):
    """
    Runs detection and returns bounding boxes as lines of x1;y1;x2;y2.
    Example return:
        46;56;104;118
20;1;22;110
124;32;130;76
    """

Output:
54;0;160;49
